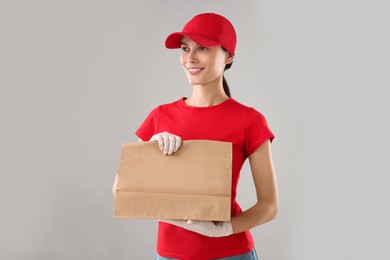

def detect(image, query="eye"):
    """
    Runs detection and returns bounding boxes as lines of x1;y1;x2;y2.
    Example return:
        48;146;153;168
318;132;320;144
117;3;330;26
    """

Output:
181;46;190;52
199;46;207;51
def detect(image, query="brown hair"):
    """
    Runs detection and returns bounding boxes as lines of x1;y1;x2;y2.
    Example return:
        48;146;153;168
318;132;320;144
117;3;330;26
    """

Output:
223;62;233;98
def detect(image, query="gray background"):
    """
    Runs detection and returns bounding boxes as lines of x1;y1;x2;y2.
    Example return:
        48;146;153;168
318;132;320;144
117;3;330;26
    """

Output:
1;0;389;259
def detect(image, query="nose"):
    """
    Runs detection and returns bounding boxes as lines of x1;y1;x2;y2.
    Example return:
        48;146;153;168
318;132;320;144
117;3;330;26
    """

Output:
187;49;197;63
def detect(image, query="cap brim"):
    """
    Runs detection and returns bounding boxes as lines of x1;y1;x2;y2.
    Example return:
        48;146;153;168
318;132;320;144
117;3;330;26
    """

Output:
165;32;221;49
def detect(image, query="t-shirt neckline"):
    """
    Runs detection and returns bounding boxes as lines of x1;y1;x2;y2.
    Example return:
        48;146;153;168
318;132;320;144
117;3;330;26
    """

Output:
179;97;233;110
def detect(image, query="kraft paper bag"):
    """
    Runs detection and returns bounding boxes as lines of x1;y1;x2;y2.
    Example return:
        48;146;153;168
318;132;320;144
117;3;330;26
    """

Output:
113;140;232;221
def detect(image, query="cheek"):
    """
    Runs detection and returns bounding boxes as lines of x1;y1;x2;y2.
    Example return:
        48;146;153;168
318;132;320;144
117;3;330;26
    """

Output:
213;53;228;71
180;53;186;65
211;59;226;74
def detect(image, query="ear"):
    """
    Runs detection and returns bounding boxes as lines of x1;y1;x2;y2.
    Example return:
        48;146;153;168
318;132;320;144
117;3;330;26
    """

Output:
226;52;234;64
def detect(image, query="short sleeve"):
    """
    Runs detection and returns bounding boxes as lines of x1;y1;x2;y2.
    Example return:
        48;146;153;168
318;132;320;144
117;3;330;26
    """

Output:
135;107;158;141
244;108;275;156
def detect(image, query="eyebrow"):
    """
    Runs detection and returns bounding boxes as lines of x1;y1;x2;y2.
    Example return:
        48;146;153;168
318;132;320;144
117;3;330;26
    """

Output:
180;41;188;46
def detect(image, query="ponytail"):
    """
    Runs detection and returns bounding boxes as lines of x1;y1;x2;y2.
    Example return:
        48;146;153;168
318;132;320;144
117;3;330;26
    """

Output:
223;62;233;98
222;75;231;98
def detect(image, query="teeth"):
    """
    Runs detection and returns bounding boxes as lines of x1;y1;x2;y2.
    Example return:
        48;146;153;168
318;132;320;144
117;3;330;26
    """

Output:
188;68;202;72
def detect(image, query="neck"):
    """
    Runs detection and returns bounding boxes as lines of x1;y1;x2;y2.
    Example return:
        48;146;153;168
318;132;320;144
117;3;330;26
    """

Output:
186;79;229;107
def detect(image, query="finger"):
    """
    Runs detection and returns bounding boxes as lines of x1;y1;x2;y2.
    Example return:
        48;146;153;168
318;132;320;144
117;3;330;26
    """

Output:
168;135;176;155
150;134;164;150
174;136;182;152
189;220;207;225
112;174;118;196
162;134;170;155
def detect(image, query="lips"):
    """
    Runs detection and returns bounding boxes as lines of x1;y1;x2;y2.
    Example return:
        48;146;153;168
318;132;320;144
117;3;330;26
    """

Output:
187;67;203;75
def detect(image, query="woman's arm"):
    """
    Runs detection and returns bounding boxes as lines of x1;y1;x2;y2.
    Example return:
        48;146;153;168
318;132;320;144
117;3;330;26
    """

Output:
161;139;278;237
230;139;279;234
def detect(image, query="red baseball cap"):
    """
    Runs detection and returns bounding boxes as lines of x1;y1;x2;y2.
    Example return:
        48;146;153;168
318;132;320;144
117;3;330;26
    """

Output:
165;13;237;56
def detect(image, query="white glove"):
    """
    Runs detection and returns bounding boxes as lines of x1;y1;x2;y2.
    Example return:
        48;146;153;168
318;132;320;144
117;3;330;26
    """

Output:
149;132;182;155
161;219;233;237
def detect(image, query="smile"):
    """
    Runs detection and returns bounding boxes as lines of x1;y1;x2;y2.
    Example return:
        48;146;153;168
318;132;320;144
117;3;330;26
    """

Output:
187;67;203;74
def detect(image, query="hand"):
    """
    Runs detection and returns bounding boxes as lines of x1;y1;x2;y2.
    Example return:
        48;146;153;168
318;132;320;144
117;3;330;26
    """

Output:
149;132;182;155
161;219;233;237
112;174;118;198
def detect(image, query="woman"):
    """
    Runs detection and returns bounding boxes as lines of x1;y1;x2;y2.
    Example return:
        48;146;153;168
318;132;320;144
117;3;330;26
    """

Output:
119;13;278;260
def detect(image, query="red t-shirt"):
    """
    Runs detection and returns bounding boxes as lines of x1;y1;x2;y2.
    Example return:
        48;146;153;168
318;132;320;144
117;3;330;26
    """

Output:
136;98;274;260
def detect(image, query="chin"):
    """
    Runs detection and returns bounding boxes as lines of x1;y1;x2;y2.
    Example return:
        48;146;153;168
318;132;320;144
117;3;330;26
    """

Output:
187;79;201;85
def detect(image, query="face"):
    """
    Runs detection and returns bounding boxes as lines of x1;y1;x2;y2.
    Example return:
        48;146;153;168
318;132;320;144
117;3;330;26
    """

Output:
180;37;233;87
